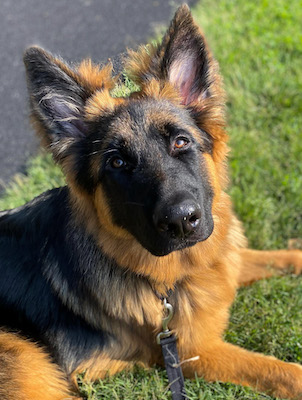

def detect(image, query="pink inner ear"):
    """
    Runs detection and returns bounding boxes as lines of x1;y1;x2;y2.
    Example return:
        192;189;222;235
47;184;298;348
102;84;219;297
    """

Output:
169;54;199;105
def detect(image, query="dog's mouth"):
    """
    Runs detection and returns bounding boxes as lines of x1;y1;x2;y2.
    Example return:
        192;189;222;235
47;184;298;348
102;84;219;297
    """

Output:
146;234;213;257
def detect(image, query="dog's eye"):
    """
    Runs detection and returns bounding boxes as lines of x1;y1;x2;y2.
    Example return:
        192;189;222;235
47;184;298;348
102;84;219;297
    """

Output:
110;157;126;169
173;137;190;150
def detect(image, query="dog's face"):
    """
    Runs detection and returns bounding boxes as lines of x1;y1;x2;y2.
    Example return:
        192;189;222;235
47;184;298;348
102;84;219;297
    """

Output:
24;5;227;257
95;99;214;256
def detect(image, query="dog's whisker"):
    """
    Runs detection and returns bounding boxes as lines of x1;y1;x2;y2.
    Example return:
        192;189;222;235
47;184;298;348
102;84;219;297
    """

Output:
85;149;117;157
101;149;118;156
86;150;102;156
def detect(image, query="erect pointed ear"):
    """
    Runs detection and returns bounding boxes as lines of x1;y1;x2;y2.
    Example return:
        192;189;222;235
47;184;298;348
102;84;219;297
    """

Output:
160;4;212;105
127;4;220;106
24;47;116;156
24;47;91;147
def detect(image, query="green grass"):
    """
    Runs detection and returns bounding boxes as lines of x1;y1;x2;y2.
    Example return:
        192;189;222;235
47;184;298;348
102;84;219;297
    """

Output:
1;0;302;398
0;153;64;211
196;0;302;250
78;366;270;400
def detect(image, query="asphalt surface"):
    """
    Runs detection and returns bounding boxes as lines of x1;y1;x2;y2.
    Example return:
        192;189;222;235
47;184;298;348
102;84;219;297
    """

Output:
0;0;196;191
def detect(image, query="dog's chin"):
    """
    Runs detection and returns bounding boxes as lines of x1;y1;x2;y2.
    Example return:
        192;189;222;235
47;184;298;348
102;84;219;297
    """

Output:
145;226;214;257
147;239;198;257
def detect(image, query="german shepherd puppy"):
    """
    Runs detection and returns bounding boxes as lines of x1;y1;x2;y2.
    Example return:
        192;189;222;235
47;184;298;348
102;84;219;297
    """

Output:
0;4;301;400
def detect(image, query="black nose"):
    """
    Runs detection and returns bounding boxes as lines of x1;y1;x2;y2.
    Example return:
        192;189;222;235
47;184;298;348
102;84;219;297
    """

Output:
153;200;201;239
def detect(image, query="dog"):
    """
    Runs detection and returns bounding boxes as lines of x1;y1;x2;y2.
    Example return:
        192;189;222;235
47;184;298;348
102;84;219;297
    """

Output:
0;4;301;400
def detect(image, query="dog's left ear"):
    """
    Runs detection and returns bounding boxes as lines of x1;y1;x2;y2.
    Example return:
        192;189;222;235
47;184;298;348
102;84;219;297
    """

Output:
127;4;219;106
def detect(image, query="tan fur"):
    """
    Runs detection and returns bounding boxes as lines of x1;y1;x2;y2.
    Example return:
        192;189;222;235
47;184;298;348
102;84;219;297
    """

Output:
85;89;125;120
77;60;115;92
135;78;182;104
0;331;76;400
238;248;302;284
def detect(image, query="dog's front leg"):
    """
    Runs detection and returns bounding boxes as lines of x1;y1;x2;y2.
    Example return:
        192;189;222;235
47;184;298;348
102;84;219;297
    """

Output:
238;248;302;285
180;340;302;399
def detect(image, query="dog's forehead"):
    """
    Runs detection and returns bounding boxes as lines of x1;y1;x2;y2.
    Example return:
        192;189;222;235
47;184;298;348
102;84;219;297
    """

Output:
107;98;195;139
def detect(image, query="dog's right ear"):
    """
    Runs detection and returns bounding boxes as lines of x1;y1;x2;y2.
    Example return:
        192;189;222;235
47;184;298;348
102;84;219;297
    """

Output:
24;47;115;159
24;47;90;148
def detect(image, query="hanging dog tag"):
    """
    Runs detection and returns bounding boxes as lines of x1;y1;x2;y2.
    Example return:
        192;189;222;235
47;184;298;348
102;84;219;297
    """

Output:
157;299;187;400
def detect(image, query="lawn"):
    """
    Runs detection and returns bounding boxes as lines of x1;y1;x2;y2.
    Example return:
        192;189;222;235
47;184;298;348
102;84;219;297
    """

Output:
1;0;302;399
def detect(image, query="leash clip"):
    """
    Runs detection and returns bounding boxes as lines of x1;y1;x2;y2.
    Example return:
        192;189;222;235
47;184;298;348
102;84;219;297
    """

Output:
157;298;174;344
156;297;187;399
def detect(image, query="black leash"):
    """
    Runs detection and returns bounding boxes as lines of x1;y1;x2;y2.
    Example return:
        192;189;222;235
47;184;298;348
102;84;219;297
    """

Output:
157;298;187;400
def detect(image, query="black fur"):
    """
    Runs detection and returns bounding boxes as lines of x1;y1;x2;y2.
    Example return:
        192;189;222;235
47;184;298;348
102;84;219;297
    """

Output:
0;188;109;372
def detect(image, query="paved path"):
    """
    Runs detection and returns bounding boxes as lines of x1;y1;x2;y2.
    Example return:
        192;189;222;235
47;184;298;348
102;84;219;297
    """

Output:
0;0;196;190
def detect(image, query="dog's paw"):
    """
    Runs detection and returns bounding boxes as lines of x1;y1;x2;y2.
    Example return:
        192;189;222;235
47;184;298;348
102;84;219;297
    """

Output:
287;240;302;275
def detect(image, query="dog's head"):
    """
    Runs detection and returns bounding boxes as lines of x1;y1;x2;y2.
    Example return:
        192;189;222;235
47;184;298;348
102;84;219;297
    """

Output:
24;5;228;258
